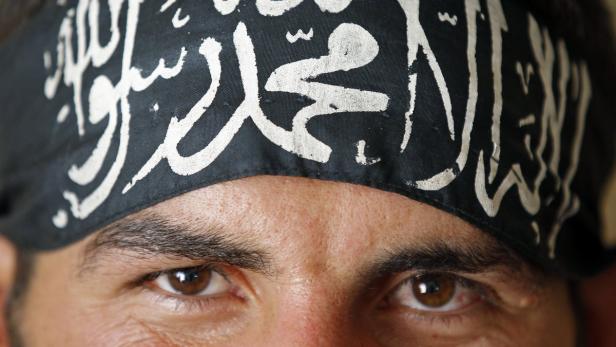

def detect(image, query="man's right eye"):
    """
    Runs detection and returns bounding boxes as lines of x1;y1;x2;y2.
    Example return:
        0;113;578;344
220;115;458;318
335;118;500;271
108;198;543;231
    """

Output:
147;266;232;297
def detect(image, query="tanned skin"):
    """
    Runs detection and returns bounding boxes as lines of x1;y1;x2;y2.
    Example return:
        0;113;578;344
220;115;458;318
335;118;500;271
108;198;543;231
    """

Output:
1;176;579;346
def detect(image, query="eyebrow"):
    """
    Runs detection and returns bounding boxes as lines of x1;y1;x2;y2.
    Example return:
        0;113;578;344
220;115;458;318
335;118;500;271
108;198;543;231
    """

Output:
371;239;543;283
80;214;272;275
81;213;543;286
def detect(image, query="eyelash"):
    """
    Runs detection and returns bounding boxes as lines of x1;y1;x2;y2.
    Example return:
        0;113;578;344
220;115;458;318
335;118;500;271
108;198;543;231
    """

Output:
138;264;219;284
134;264;245;312
383;272;500;325
135;266;499;327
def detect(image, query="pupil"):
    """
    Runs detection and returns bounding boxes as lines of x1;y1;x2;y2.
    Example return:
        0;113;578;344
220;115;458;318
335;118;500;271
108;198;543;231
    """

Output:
412;274;455;308
175;270;199;283
418;280;440;294
169;267;211;295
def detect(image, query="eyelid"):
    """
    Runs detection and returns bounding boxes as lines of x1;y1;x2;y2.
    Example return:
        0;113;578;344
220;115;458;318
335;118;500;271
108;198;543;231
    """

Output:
444;273;502;306
384;271;498;314
138;260;262;301
156;268;230;296
454;270;544;311
139;263;221;283
131;263;253;318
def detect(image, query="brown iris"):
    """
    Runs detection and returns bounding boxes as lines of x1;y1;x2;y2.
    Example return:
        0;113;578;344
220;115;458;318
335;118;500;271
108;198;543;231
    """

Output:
168;267;213;295
412;273;456;308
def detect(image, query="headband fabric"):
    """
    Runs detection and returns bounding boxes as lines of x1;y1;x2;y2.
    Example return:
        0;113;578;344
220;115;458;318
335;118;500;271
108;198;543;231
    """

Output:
0;0;614;277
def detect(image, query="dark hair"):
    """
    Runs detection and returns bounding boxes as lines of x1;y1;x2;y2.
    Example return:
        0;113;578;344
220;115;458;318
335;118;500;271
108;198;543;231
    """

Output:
0;0;45;42
4;250;36;347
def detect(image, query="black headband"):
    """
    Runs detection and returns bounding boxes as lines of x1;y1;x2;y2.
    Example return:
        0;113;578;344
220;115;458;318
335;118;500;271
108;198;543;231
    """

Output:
0;0;614;277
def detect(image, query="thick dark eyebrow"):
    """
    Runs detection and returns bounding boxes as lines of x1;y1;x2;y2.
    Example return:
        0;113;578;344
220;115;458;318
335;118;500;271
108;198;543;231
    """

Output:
371;239;544;284
81;213;543;287
80;214;272;275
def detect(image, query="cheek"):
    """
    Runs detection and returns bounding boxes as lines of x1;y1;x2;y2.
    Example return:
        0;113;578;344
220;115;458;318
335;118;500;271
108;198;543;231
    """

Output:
21;297;231;347
19;287;141;347
480;284;576;347
60;316;160;347
14;258;156;346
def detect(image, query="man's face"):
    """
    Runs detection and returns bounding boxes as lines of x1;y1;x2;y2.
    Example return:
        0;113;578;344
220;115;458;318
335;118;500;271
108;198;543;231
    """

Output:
11;176;574;346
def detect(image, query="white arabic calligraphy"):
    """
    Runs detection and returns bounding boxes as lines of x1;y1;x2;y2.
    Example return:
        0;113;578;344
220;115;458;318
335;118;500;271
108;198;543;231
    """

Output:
438;12;458;26
355;140;381;166
45;0;593;260
209;0;353;16
123;21;389;192
45;0;186;220
286;28;314;43
399;0;480;192
474;12;592;258
172;8;190;28
516;61;534;95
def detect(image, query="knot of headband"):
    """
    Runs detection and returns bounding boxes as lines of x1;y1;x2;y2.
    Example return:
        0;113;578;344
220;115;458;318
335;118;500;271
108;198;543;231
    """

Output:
0;0;614;277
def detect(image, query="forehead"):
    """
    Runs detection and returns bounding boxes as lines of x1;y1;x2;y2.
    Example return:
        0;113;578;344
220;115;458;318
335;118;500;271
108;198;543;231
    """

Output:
146;175;487;247
80;175;524;285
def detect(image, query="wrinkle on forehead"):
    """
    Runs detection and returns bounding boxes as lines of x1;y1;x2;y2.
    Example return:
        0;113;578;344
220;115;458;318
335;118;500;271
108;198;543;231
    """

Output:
113;175;537;282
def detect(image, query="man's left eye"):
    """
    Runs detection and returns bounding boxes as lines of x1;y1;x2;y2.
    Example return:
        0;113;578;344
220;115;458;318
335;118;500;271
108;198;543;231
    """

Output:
150;266;231;297
387;273;483;313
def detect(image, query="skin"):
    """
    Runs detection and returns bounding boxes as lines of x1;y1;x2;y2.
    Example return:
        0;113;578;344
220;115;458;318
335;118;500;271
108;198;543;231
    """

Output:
0;176;581;346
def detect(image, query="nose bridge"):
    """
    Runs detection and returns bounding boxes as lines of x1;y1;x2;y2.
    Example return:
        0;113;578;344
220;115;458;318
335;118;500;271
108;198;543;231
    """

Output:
265;280;369;347
281;308;343;347
250;178;384;346
274;304;346;346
